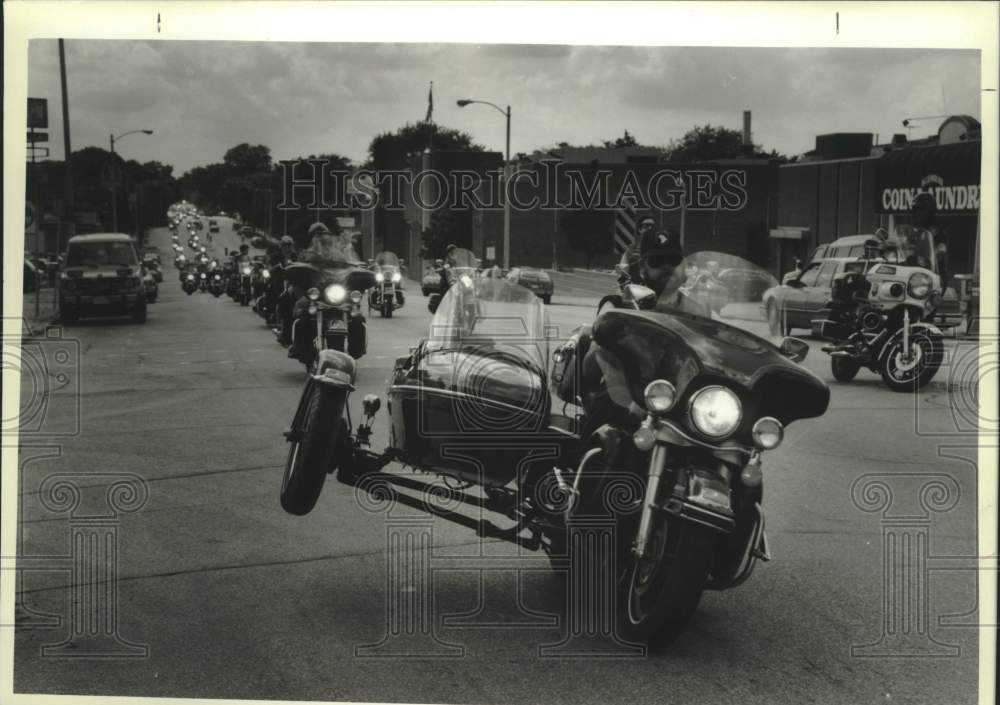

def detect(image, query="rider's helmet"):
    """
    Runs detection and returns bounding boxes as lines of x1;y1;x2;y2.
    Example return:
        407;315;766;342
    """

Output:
637;228;684;297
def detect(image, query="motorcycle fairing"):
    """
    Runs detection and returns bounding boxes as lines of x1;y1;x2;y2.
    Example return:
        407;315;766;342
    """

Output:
592;308;829;427
284;262;377;294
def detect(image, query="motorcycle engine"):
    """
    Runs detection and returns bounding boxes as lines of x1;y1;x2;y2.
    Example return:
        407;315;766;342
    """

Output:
858;306;885;333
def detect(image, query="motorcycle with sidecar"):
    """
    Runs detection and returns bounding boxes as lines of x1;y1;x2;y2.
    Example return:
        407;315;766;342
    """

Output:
278;251;830;647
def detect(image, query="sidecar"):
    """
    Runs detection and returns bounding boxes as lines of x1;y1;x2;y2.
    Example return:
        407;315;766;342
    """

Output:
382;275;577;488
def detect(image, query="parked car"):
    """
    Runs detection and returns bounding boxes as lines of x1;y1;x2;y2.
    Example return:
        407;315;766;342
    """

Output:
764;257;869;335
506;267;553;304
59;233;148;324
782;234;880;284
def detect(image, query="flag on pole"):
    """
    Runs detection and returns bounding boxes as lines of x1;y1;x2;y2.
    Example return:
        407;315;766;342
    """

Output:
425;81;434;123
613;197;638;255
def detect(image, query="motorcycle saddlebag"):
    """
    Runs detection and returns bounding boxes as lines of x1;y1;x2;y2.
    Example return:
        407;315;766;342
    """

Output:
811;309;849;341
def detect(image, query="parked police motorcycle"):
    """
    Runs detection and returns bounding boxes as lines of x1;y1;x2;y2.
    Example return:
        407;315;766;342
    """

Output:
368;251;406;318
284;257;375;373
812;227;944;392
278;251;829;647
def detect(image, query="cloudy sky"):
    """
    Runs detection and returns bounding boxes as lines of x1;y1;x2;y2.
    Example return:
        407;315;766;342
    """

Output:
26;40;981;174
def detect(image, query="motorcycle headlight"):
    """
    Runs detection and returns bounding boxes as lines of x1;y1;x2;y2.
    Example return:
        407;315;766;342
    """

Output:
200;273;206;279
262;269;271;279
307;287;321;301
350;289;362;303
392;272;402;283
907;272;932;299
375;272;384;283
688;385;742;438
325;284;346;303
214;274;221;280
460;275;473;289
643;379;677;415
186;274;195;281
242;266;252;276
751;416;784;450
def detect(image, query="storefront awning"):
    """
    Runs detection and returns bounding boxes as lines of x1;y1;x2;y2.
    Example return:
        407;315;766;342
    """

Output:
875;140;981;215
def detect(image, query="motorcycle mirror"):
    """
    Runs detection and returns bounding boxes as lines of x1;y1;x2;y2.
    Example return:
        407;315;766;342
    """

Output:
625;283;657;306
779;337;810;363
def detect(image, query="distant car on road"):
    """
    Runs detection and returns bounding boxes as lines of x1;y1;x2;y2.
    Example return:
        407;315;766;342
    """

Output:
209;219;220;234
59;233;148;324
506;267;553;304
763;257;868;335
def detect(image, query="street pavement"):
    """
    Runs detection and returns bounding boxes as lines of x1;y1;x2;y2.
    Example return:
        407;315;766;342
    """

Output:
12;225;981;704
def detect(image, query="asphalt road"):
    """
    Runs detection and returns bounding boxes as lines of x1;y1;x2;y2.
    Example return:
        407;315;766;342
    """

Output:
13;225;981;704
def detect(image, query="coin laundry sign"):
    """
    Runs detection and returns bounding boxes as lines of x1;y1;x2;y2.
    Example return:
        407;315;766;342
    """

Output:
875;140;981;215
881;176;981;212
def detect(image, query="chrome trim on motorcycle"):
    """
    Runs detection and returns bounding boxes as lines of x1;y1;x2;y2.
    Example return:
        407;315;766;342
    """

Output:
632;444;669;560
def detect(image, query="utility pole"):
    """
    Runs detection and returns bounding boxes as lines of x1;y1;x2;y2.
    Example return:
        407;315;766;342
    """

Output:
59;39;74;247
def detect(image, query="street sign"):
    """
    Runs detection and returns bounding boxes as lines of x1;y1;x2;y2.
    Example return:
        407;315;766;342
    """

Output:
336;216;356;228
28;98;48;129
28;131;49;143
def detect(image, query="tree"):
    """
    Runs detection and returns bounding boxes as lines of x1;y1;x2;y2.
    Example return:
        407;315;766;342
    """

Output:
223;143;273;177
420;209;473;260
368;122;482;168
602;130;640;149
665;125;789;162
559;207;614;270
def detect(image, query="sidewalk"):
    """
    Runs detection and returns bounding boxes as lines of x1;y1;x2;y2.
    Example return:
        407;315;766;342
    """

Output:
21;285;59;337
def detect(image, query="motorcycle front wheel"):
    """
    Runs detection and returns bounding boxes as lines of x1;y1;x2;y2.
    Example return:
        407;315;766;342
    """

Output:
280;382;346;515
830;355;861;382
879;331;943;392
622;515;717;648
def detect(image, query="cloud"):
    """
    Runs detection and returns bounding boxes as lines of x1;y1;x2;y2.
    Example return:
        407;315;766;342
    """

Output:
25;40;981;175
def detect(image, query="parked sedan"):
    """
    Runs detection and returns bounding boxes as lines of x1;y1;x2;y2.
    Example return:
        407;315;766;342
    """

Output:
506;267;553;304
718;267;775;303
763;257;868;335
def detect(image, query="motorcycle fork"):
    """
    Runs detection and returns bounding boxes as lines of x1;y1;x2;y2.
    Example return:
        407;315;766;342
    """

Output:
902;308;911;358
632;443;670;561
315;308;325;353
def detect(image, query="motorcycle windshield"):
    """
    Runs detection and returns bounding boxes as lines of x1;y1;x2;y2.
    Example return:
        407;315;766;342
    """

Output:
593;251;828;427
374;251;400;267
885;225;936;272
426;273;548;374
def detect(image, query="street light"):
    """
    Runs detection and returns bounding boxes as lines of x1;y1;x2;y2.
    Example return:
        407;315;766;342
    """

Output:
457;98;511;270
109;129;153;233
